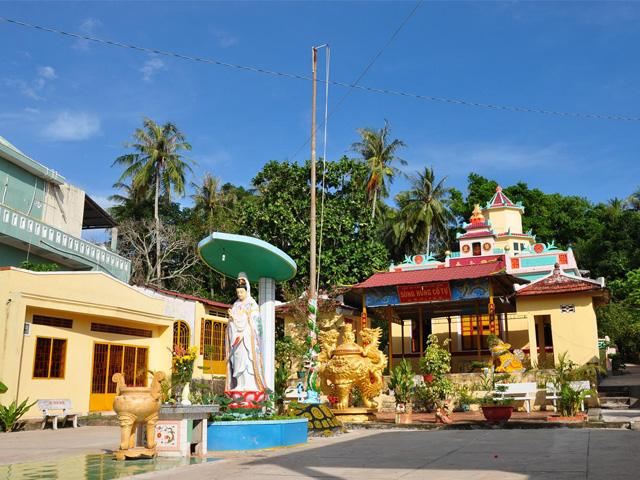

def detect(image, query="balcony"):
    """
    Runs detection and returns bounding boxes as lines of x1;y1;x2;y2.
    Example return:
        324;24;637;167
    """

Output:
0;203;131;283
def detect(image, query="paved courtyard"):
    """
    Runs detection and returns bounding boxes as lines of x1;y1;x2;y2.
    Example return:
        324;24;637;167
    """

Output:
1;425;639;479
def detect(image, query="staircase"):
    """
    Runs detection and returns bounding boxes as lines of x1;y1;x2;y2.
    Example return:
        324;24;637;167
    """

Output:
598;385;630;409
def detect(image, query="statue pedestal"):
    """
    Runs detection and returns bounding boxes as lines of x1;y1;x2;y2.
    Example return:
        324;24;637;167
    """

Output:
114;447;156;461
137;405;219;457
331;407;377;423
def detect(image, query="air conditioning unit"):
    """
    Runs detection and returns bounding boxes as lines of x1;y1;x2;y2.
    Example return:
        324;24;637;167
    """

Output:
24;322;31;336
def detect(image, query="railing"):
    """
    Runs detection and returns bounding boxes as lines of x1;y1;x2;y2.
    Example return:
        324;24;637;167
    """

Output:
0;203;130;282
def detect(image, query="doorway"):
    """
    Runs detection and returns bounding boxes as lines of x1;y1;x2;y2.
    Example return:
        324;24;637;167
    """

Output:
89;342;148;411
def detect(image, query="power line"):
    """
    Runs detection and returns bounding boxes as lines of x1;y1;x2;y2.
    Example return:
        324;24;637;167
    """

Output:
289;0;423;161
2;16;639;124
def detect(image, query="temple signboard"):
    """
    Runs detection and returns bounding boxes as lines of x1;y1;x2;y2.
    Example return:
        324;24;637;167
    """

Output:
397;282;451;304
364;279;490;307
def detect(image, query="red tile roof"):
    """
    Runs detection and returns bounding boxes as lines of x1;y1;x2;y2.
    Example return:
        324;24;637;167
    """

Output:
486;186;519;209
516;265;603;296
141;285;232;308
352;260;506;289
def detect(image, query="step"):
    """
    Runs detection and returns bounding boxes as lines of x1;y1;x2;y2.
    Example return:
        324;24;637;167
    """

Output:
599;396;630;409
599;390;630;398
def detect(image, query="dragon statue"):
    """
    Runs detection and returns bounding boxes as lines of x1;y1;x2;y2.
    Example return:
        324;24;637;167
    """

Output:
318;323;387;410
489;336;525;373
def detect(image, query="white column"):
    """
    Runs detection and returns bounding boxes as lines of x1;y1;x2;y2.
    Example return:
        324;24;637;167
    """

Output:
259;276;276;391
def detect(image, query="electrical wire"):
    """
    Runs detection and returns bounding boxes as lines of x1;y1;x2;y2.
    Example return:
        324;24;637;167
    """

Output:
2;15;639;125
316;45;330;293
289;0;424;161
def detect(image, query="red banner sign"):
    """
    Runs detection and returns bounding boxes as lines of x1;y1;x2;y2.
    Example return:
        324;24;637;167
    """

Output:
397;282;452;304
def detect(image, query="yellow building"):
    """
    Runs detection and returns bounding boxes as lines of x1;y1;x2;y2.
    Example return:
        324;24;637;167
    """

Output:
0;267;173;413
352;186;608;372
133;286;231;378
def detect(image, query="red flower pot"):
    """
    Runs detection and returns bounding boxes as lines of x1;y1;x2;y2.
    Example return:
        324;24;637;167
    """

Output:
481;405;514;423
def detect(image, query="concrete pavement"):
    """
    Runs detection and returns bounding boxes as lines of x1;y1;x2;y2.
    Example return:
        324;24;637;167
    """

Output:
1;425;640;479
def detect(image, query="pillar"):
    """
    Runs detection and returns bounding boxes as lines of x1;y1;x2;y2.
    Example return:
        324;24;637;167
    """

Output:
526;314;538;368
259;277;275;391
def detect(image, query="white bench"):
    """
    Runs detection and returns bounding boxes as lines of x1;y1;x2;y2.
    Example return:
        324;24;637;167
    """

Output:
38;399;80;430
545;381;592;412
493;382;537;413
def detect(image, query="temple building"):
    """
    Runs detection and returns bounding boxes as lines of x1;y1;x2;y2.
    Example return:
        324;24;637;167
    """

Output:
351;187;608;372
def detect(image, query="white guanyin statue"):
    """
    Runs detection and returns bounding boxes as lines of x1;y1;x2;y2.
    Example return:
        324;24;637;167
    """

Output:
226;272;266;400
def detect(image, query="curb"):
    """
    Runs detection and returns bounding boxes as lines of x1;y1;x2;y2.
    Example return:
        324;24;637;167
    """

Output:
343;420;631;431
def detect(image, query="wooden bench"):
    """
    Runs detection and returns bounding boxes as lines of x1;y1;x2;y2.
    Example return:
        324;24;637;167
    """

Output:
38;399;80;430
545;381;592;412
493;382;537;413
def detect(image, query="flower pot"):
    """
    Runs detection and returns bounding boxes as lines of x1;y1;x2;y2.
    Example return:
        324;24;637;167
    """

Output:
547;413;588;422
395;403;413;424
181;383;192;405
481;405;513;423
435;406;453;424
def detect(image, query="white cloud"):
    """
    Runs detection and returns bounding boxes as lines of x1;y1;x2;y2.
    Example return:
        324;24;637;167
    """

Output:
211;28;237;48
4;65;58;100
43;112;101;141
25;107;41;115
37;66;57;80
139;57;167;82
72;18;102;52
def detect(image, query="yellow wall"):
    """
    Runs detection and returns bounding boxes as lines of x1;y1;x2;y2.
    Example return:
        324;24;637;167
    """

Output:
517;292;600;366
0;268;173;415
484;207;523;235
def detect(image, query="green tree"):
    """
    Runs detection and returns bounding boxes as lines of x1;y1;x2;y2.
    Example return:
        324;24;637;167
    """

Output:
624;186;640;211
396;166;455;257
351;120;407;220
190;172;227;232
242;157;389;292
112;117;197;284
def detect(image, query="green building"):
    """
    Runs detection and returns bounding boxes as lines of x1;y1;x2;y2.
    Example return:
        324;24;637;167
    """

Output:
0;135;130;282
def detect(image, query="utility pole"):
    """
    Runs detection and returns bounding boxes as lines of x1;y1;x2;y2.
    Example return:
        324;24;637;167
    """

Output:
305;45;321;403
309;46;317;298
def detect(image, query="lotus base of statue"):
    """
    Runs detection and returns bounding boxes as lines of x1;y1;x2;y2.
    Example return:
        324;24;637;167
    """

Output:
224;390;265;409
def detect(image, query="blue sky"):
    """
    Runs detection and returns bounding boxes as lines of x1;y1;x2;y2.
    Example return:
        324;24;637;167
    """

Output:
1;1;640;214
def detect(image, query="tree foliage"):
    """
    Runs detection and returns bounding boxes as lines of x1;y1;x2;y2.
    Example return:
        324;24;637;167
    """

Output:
242;156;389;293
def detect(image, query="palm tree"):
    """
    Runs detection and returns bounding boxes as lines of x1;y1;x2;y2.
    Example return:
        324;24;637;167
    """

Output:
190;172;226;229
397;166;455;256
351;119;407;220
624;187;640;211
112;117;197;283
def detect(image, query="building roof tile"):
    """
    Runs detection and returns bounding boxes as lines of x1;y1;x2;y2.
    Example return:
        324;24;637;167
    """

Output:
516;264;603;296
352;260;506;289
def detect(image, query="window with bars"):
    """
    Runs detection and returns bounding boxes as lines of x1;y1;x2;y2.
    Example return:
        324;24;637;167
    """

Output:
173;321;190;348
33;315;73;329
91;343;148;394
33;337;67;378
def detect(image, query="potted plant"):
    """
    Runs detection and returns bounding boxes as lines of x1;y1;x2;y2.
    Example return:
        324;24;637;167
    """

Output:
608;353;625;376
388;359;415;424
479;384;515;423
456;384;477;412
539;352;600;421
417;334;454;423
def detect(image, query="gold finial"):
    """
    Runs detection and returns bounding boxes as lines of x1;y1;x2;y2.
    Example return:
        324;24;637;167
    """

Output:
469;204;486;224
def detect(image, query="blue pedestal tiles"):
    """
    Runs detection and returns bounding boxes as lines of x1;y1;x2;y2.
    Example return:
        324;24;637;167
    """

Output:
207;418;308;451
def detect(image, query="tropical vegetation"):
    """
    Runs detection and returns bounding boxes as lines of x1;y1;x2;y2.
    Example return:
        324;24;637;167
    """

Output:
107;118;640;361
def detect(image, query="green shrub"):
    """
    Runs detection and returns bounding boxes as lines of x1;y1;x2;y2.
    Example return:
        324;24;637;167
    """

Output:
388;358;415;405
0;397;37;432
